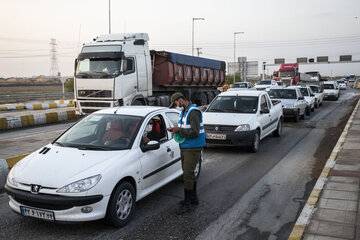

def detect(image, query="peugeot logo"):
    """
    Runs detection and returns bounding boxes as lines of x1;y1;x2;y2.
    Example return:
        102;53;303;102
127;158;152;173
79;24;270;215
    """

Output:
215;126;219;131
31;185;41;194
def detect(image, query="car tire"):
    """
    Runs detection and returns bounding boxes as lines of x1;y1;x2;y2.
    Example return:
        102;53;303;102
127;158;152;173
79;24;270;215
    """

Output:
311;105;314;112
315;102;318;108
273;119;282;137
300;111;305;120
306;106;310;116
248;130;260;153
105;181;136;228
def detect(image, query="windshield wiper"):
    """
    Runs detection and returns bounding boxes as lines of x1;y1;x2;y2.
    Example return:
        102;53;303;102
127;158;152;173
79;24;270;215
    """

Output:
76;145;110;151
94;71;110;78
207;108;224;112
53;141;64;147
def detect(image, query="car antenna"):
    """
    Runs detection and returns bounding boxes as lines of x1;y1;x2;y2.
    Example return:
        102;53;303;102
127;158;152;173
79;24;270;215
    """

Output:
114;106;121;114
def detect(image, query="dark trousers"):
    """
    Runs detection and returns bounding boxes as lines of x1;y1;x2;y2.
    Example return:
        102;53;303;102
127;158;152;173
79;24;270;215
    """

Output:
180;149;201;190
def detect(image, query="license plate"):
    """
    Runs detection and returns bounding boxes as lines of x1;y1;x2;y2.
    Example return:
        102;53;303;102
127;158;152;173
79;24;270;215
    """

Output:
206;133;226;140
20;206;55;221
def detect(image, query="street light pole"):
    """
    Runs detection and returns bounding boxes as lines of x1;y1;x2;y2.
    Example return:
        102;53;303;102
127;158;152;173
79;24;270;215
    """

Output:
109;0;111;34
192;18;205;56
233;32;244;84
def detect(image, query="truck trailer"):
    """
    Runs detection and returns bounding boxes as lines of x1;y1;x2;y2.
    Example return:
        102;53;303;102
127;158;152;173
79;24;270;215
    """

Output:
73;33;226;115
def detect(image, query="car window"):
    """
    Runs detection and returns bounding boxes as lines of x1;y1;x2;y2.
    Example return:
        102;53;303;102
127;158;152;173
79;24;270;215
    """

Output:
268;89;297;99
324;84;334;89
299;88;309;96
142;114;168;145
260;95;268;110
310;86;319;93
165;112;180;126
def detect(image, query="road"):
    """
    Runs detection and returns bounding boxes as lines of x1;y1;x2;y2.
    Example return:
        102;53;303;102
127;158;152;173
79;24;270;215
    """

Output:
0;88;359;240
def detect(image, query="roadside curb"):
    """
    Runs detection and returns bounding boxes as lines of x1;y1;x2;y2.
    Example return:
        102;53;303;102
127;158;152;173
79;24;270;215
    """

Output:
288;98;360;240
0;100;73;111
0;109;76;130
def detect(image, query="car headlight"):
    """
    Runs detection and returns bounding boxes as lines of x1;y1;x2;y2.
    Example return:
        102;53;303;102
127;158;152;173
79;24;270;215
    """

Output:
234;124;250;132
7;171;18;187
283;105;296;109
57;175;101;193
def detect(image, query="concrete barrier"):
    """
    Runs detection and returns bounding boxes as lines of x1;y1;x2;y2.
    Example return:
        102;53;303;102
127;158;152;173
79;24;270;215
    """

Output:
0;100;73;111
0;110;76;130
0;159;9;189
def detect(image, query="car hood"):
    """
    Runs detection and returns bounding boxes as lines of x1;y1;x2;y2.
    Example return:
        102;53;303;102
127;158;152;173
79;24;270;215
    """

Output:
272;98;297;106
203;112;255;125
11;144;130;188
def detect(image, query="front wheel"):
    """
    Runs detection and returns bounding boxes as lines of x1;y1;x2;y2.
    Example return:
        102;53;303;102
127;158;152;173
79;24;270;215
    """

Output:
248;130;260;153
106;182;136;228
306;106;311;116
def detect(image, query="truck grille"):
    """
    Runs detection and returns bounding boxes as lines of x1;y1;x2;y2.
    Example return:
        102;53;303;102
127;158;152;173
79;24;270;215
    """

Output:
204;125;237;132
78;90;112;98
80;102;111;108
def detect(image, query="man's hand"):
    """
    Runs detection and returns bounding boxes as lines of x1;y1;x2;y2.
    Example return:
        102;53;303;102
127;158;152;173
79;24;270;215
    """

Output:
167;126;180;136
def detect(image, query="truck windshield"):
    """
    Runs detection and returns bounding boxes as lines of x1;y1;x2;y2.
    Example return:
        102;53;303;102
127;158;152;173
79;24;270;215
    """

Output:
268;89;296;99
306;72;318;77
76;59;121;79
279;71;295;77
206;96;258;114
54;114;142;150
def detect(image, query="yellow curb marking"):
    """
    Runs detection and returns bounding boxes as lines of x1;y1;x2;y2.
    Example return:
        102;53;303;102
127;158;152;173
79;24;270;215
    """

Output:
320;167;331;177
49;103;58;108
67;110;76;120
45;112;58;123
0;107;7;111
307;189;321;206
288;225;305;240
15;105;25;110
33;104;42;110
6;153;30;169
335;142;343;148
0;118;8;129
20;115;35;127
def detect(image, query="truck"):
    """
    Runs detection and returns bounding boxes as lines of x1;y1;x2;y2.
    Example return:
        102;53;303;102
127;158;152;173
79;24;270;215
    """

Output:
203;90;283;152
277;63;311;86
74;33;226;115
305;71;321;81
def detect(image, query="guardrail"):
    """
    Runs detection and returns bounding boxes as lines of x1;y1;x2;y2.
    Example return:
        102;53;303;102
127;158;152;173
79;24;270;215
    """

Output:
0;92;74;100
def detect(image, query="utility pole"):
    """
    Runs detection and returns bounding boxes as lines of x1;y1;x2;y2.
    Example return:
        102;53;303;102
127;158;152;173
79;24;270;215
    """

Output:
49;38;59;77
192;18;205;56
233;32;244;84
109;0;111;34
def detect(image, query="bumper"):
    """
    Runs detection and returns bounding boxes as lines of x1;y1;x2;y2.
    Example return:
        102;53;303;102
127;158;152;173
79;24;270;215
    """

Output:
5;184;108;222
282;108;297;117
324;94;337;100
205;129;256;146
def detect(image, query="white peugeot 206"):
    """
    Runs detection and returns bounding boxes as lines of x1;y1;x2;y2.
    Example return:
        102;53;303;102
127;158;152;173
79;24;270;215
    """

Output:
5;106;201;227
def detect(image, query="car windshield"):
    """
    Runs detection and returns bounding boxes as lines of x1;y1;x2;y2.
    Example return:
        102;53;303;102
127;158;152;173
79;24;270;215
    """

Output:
337;80;345;83
306;72;318;77
324;84;335;89
299;88;309;96
232;83;247;88
279;70;295;77
54;114;142;150
206;96;258;113
310;86;319;93
257;81;271;85
268;89;297;99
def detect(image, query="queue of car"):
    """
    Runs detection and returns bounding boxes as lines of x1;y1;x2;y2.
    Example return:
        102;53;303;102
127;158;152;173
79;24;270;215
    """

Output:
3;77;347;228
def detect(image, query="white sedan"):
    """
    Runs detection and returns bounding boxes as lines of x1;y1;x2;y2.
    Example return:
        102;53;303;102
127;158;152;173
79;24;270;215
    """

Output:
5;106;201;227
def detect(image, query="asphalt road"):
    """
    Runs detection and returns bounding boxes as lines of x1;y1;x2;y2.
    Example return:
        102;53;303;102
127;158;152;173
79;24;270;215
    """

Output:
0;88;359;240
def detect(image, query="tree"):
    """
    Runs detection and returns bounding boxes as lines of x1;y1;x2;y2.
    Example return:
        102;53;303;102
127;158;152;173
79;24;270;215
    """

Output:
64;78;74;92
225;72;242;85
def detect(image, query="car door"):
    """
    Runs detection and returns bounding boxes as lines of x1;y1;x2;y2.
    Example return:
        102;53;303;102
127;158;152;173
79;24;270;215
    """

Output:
258;94;271;138
139;113;179;190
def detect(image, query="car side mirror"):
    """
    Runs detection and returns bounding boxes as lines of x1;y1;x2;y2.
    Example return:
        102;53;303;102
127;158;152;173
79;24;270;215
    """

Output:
298;96;304;100
141;140;160;152
260;109;270;114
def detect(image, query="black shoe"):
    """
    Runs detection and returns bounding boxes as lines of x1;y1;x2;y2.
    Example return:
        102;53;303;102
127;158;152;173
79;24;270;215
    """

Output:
176;189;192;215
178;182;199;205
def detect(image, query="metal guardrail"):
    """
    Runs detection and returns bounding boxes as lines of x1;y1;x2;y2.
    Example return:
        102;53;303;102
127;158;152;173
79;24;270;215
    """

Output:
0;92;74;100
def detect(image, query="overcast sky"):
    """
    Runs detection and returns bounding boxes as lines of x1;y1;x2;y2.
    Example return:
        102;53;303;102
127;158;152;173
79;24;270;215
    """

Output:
1;0;360;78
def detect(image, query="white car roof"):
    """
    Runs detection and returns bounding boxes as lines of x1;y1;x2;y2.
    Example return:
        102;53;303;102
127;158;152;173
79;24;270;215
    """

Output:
221;90;263;97
324;81;336;84
94;106;171;117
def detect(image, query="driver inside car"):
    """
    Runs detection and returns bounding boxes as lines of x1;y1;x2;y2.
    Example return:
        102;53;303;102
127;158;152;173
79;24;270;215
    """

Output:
143;119;162;144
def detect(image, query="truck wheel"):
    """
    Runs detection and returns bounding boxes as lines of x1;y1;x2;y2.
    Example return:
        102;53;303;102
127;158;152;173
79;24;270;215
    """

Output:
273;119;282;137
132;99;143;105
248;130;260;153
206;91;215;104
196;92;208;106
105;181;136;228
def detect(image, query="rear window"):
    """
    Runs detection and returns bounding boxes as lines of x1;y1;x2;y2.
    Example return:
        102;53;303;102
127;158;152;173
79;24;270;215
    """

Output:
268;89;297;99
324;84;335;89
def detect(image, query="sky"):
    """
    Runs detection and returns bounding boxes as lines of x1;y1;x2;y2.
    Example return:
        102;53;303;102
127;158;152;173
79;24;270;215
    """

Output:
0;0;360;78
